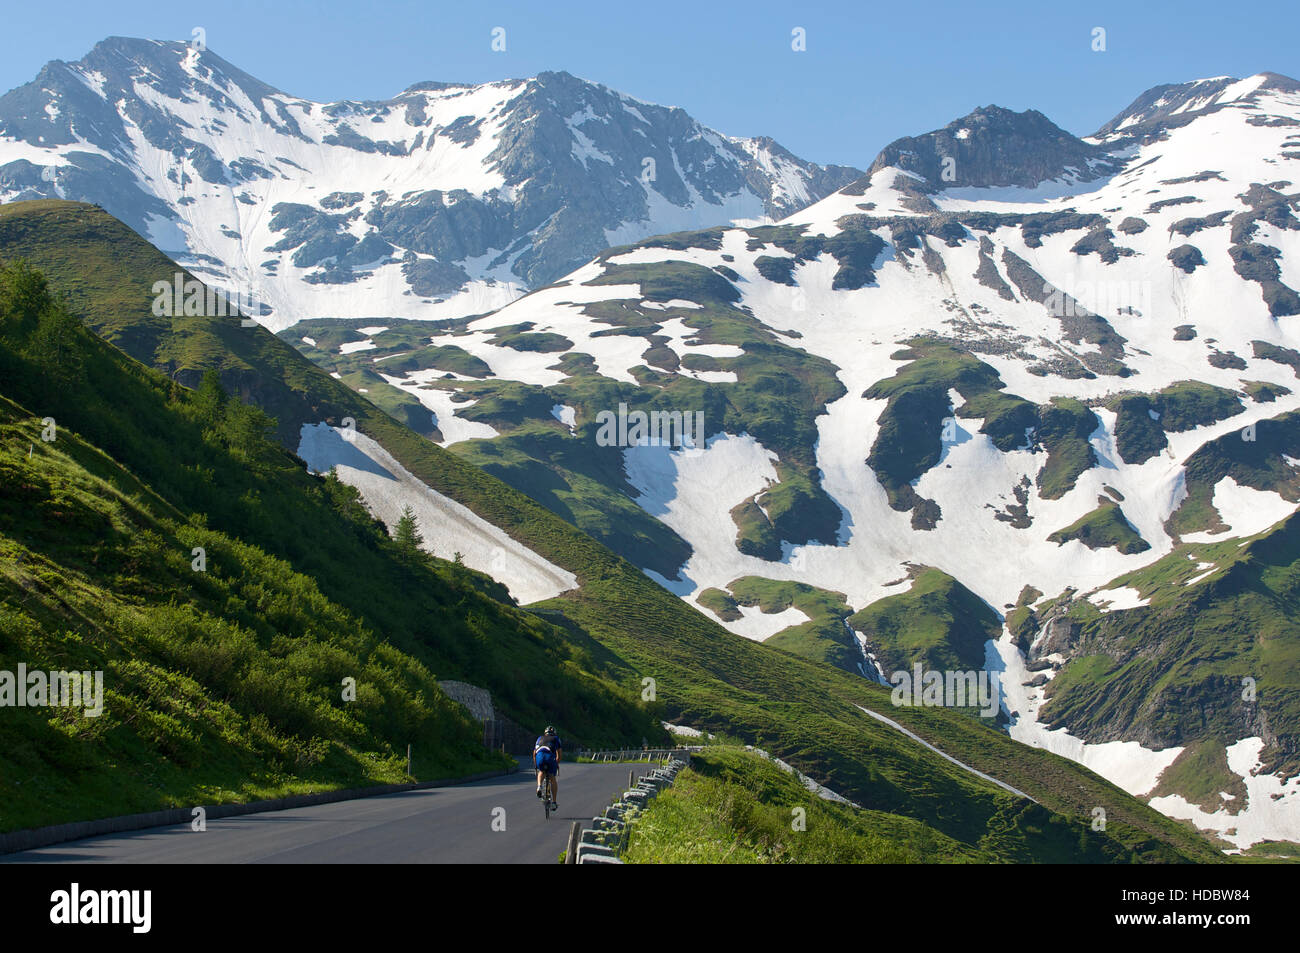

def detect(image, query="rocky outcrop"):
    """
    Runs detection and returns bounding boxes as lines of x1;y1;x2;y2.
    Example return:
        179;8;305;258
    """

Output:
868;105;1121;193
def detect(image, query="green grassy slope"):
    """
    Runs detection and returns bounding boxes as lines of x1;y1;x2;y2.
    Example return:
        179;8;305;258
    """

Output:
1107;381;1245;466
847;568;1002;676
1047;501;1151;554
1031;516;1300;778
724;577;862;673
0;200;389;449
0;259;655;830
624;746;982;864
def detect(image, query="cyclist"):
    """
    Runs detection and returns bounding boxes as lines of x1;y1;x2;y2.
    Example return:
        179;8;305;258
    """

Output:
534;726;562;808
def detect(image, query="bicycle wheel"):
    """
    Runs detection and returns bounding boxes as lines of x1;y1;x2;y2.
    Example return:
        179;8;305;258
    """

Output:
543;777;552;820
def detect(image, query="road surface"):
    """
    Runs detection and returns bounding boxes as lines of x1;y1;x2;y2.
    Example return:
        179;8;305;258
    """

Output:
3;760;642;864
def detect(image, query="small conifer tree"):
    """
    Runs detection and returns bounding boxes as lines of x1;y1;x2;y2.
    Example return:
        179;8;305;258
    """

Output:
394;505;424;555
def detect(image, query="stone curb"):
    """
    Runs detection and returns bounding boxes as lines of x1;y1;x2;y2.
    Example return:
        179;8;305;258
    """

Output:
575;754;690;865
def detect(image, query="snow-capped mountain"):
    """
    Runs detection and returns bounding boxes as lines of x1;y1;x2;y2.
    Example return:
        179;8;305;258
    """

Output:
293;71;1300;846
0;37;861;330
339;69;1300;599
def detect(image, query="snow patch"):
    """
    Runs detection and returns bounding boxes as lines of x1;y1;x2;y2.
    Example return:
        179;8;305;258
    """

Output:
724;604;810;641
550;403;577;433
989;636;1183;796
295;423;574;602
1207;477;1296;538
1148;738;1300;850
1089;585;1149;612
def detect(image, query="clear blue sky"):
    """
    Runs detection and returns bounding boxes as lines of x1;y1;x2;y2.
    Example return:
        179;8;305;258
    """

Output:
2;0;1295;167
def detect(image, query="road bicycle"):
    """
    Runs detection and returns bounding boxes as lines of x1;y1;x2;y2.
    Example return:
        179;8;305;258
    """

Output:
541;771;556;820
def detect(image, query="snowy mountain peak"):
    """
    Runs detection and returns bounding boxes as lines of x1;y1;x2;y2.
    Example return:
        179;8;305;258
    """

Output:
788;70;1300;229
858;104;1118;206
0;38;861;329
1094;71;1300;140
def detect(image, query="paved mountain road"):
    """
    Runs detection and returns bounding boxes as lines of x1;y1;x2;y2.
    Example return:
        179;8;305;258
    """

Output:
3;761;641;864
855;706;1036;802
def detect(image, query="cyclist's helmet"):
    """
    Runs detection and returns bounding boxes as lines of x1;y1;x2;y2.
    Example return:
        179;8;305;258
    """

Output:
544;726;556;736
